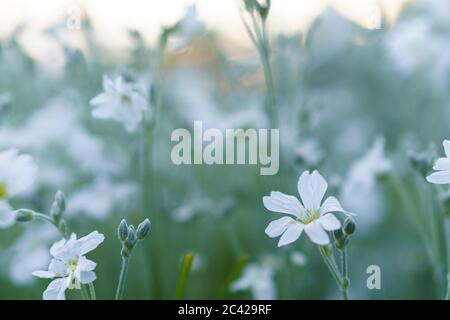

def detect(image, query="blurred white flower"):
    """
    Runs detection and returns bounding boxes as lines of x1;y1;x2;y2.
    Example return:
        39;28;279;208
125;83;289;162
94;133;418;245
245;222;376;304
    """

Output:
290;251;308;267
341;137;391;229
427;140;450;184
5;224;59;285
295;138;324;166
230;263;276;300
263;170;351;246
90;75;148;133
67;178;137;220
0;149;37;228
170;4;204;52
33;231;104;300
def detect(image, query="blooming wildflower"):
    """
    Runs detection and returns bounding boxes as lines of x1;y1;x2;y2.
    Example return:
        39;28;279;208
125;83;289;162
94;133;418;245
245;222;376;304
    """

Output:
170;5;204;52
32;231;104;300
341;137;390;229
263;170;352;246
231;263;276;300
90;75;148;133
0;149;37;228
426;140;450;184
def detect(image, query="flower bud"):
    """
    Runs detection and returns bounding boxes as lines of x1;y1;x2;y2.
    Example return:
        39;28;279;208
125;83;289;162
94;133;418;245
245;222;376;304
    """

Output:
51;191;66;222
117;219;128;242
15;209;34;222
343;217;356;235
136;218;151;240
333;228;347;250
55;190;66;212
124;226;136;249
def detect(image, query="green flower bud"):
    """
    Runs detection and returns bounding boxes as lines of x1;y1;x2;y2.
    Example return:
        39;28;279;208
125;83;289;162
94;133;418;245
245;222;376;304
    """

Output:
343;217;356;235
136;218;151;240
15;209;35;222
124;226;136;249
117;219;128;242
55;190;66;212
333;228;347;250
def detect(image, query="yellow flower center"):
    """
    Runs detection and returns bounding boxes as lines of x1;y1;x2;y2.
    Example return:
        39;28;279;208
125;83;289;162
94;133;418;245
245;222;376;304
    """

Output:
0;182;7;199
68;259;78;272
298;210;320;225
121;94;131;104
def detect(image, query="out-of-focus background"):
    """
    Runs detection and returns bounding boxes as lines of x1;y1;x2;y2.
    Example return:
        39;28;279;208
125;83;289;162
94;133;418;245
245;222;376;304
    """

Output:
1;0;450;299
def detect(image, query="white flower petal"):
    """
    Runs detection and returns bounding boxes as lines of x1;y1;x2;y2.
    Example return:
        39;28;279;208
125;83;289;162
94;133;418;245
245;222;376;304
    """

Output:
320;196;347;215
433;157;450;171
43;278;68;300
318;214;341;231
426;171;450;184
265;216;295;238
76;231;105;256
304;221;329;245
0;200;14;229
48;259;67;275
277;222;304;247
49;238;67;259
32;270;56;279
79;271;96;284
78;256;97;272
297;170;328;211
443;140;450;157
262;192;304;217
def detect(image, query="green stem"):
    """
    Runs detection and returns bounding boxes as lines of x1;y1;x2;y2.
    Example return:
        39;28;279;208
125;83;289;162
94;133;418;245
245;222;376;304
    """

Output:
115;258;130;300
318;246;348;300
80;284;89;300
88;282;97;300
445;273;450;300
340;248;349;300
33;213;68;238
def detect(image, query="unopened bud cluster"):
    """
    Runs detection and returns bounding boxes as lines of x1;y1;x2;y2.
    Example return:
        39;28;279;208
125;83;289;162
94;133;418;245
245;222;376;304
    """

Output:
118;218;151;258
334;217;356;250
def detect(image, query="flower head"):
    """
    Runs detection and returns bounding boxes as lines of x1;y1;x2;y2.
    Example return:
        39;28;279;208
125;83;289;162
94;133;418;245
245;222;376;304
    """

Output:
263;170;352;246
169;5;204;52
90;75;149;133
32;231;104;300
426;140;450;184
0;149;37;228
230;263;276;300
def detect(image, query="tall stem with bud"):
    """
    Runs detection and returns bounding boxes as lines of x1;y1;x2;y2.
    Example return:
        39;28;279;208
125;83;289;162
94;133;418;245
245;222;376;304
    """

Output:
115;218;151;300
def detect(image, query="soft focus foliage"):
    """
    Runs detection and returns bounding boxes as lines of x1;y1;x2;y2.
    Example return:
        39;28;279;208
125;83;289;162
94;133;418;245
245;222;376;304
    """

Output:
1;0;450;299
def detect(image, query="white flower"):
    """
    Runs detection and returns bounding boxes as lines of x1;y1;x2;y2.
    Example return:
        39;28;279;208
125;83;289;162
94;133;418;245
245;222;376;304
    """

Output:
341;137;391;229
263;170;352;246
427;140;450;184
90;75;148;133
32;231;104;300
230;263;276;300
0;149;37;228
170;4;204;52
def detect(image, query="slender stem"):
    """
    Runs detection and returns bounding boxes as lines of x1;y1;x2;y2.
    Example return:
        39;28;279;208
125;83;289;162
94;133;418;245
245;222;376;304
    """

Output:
88;282;97;300
33;212;68;238
80;284;89;300
340;248;349;300
318;246;348;300
115;258;130;300
248;11;276;126
445;273;450;300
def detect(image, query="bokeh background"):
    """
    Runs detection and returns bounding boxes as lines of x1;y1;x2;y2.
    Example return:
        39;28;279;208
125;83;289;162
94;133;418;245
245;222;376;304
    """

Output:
1;0;450;299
